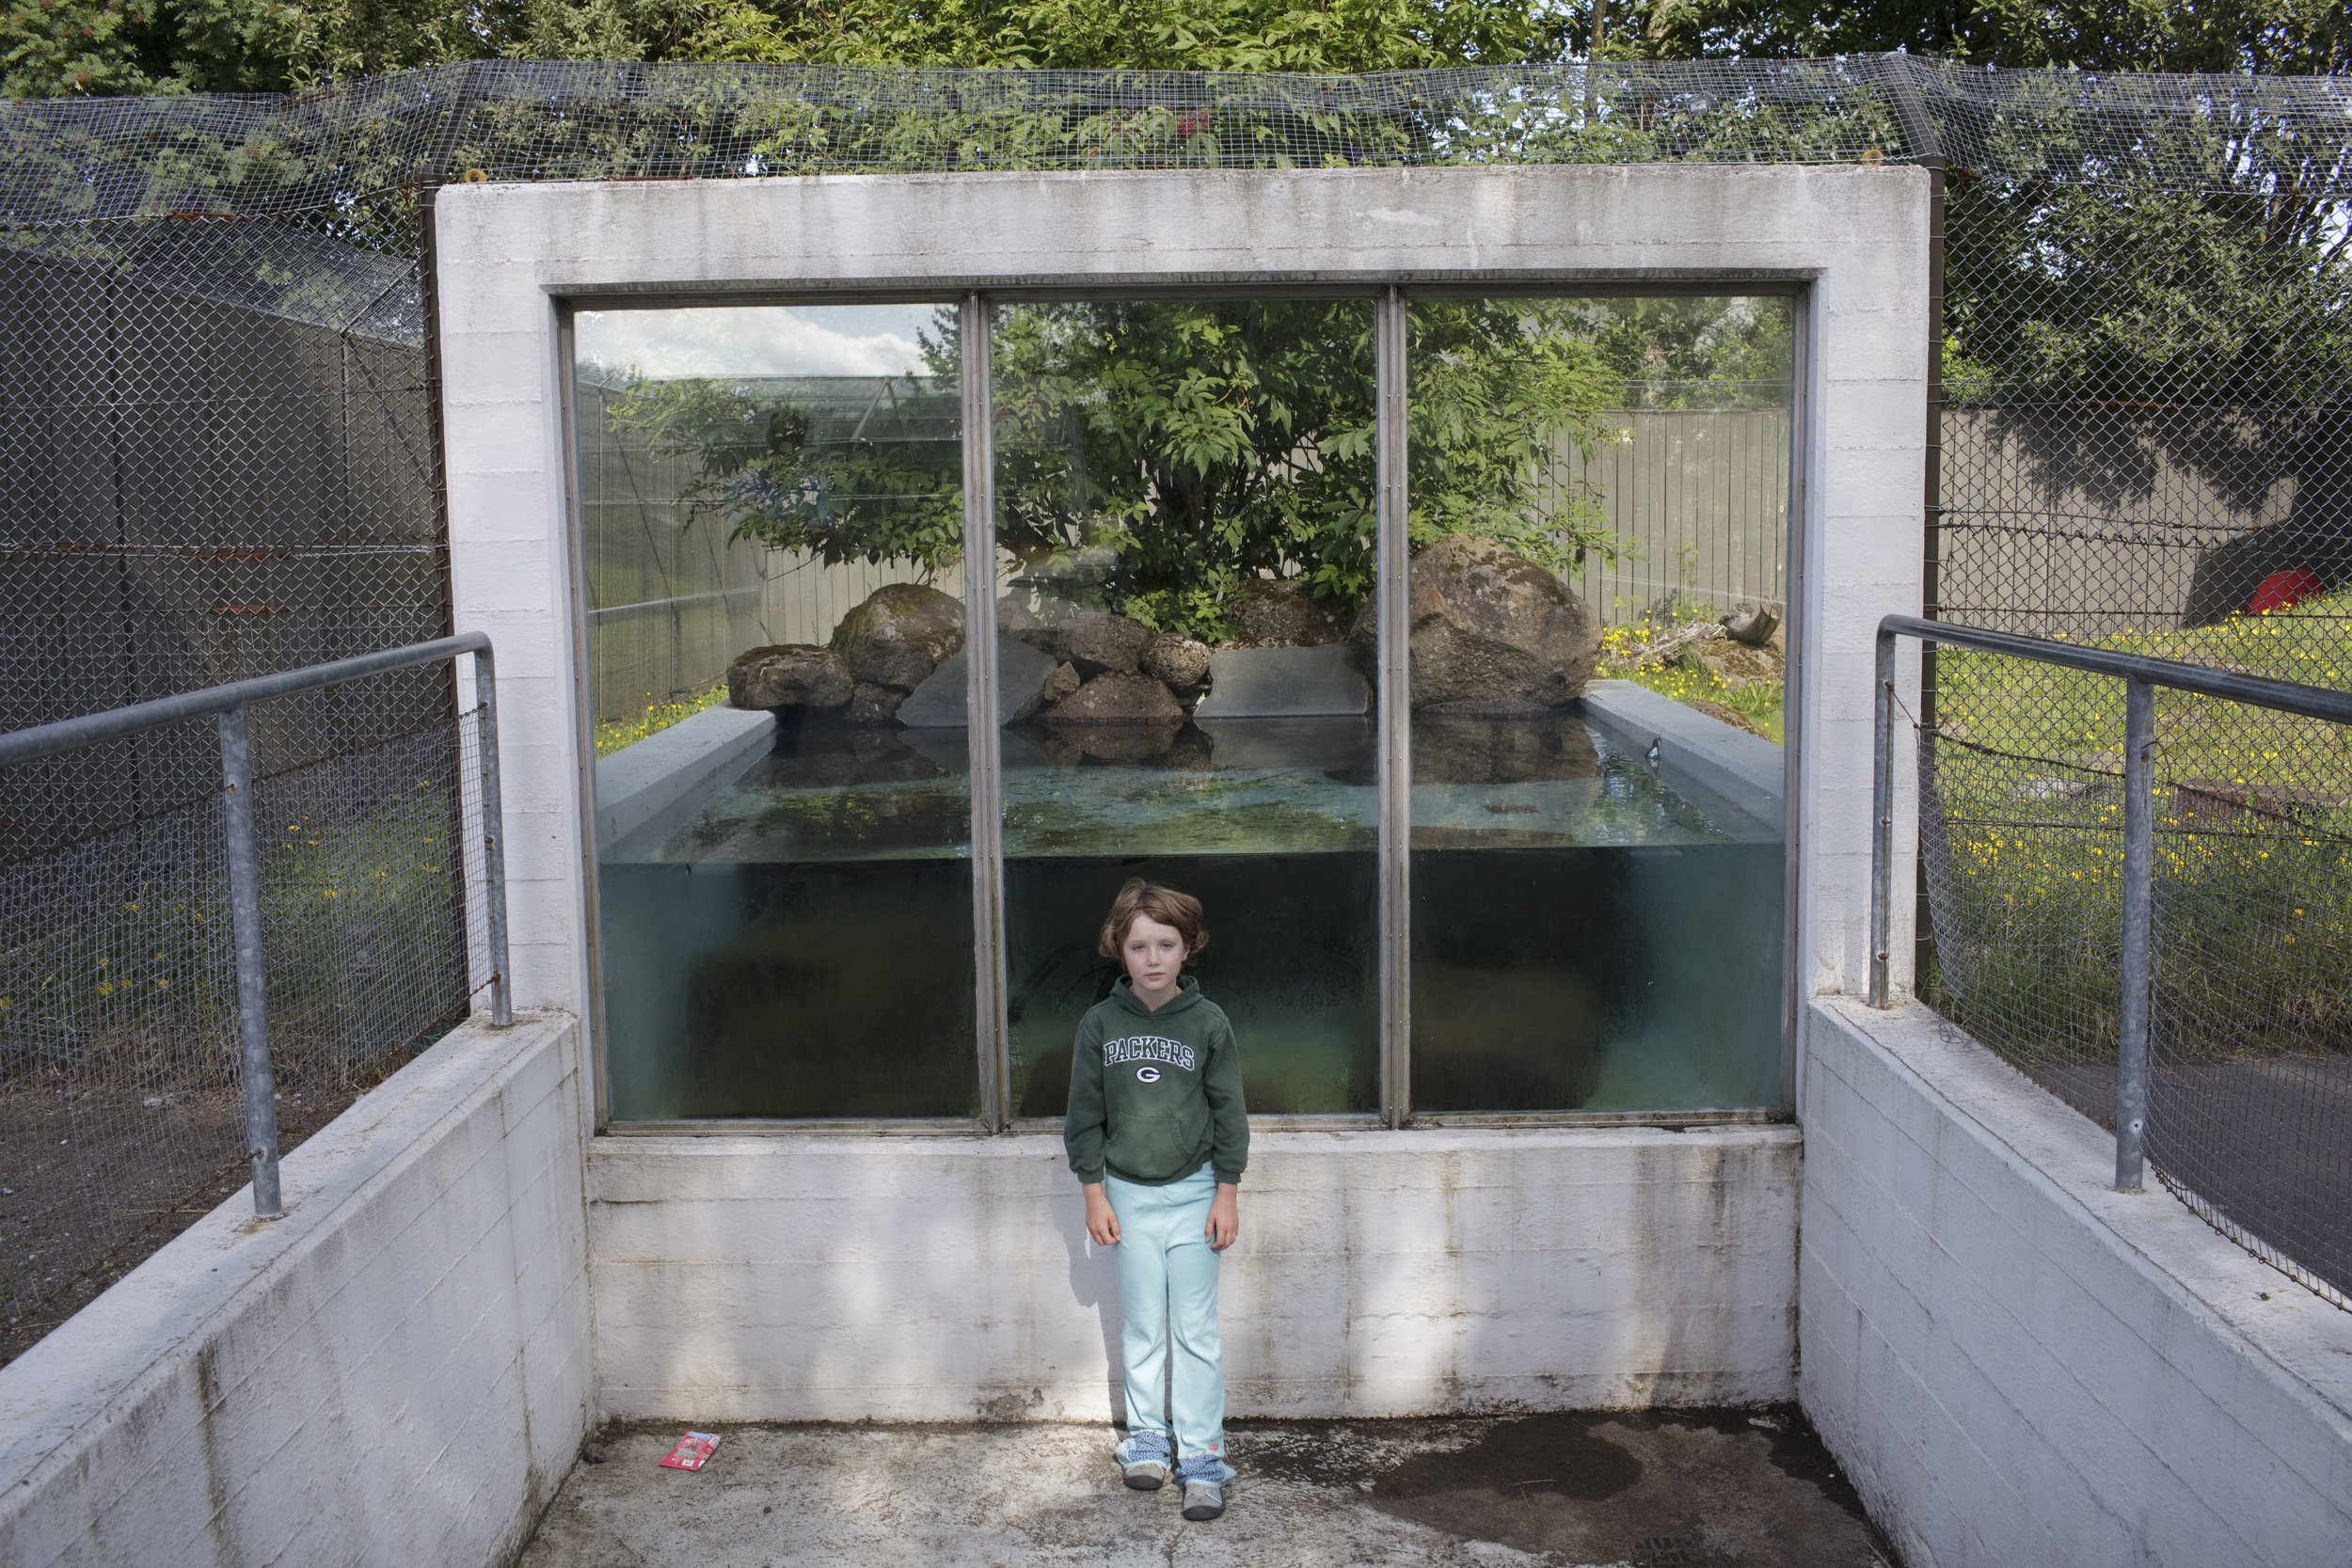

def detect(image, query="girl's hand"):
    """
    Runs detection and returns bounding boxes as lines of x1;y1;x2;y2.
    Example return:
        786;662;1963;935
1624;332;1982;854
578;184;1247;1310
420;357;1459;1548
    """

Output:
1206;1183;1240;1251
1083;1183;1120;1246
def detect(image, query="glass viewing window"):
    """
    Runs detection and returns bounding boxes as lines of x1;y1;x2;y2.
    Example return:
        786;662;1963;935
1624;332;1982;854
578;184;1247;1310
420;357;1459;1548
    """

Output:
573;291;1795;1125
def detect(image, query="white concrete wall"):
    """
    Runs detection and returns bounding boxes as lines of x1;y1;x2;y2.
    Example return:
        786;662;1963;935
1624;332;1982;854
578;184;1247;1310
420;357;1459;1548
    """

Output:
434;164;1924;1427
592;1125;1801;1421
1800;998;2352;1568
0;1015;593;1568
433;160;1930;1030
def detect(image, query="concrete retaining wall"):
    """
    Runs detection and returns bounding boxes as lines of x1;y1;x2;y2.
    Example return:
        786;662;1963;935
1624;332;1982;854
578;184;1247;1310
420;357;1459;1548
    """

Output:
591;1124;1801;1421
0;1015;593;1568
1799;998;2352;1568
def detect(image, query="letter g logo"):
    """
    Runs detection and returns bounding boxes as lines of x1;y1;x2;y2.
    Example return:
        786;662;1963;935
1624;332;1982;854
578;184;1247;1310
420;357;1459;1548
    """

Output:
1136;1066;1161;1083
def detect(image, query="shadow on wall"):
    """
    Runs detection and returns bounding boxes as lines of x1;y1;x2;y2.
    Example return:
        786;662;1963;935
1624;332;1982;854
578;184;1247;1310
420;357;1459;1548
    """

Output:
1950;404;2347;629
2183;498;2352;625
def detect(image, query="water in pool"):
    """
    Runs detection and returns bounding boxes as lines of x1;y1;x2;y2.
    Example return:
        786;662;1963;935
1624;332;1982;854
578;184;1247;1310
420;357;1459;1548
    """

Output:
595;709;1783;1120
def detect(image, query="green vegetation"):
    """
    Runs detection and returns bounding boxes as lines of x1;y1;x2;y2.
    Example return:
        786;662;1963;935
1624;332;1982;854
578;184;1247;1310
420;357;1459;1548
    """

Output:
0;780;471;1084
1925;594;2352;1068
593;683;730;759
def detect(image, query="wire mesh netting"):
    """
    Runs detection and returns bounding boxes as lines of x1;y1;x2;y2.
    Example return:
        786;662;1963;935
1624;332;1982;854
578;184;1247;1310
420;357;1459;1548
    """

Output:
0;689;490;1365
0;53;2347;1338
1920;55;2352;1306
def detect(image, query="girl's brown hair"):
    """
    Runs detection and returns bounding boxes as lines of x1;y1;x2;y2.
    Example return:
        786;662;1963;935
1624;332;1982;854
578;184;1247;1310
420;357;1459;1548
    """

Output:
1098;878;1211;960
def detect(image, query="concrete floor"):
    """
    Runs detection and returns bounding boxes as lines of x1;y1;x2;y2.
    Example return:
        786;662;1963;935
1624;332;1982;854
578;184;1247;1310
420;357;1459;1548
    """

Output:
519;1410;1899;1568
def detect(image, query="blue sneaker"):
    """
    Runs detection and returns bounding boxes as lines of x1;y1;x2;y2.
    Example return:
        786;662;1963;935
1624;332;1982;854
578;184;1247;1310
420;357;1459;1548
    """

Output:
1115;1430;1172;1491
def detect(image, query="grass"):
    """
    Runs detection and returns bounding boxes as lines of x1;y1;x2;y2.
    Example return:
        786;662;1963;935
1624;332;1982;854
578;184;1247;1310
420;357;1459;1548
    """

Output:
1922;592;2352;1073
1597;605;1787;745
594;684;729;758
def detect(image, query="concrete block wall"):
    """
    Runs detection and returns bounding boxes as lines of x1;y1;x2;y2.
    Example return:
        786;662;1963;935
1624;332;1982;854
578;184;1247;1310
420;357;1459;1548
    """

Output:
1800;998;2352;1568
0;1015;593;1568
591;1125;1802;1422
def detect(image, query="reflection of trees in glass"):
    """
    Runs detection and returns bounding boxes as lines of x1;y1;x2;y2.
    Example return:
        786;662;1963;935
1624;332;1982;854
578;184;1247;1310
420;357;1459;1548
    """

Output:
1588;295;1794;409
602;298;1627;643
990;299;1381;639
600;325;969;577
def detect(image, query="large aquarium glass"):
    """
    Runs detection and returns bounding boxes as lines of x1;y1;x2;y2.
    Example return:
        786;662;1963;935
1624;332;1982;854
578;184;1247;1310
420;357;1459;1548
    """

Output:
991;298;1382;1117
572;291;1793;1124
1406;295;1791;1112
578;304;977;1119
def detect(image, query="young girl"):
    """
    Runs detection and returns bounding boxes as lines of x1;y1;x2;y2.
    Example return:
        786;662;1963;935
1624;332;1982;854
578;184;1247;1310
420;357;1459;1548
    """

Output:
1064;878;1248;1522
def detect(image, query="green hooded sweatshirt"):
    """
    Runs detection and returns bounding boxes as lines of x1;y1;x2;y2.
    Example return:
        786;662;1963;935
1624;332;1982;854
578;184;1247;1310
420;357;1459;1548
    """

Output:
1063;975;1248;1187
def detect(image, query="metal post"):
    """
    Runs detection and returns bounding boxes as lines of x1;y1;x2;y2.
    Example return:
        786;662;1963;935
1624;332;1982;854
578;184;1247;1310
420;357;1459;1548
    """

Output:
1869;626;1898;1007
472;644;513;1027
961;292;1009;1132
216;706;283;1220
2116;676;2155;1192
1375;285;1412;1126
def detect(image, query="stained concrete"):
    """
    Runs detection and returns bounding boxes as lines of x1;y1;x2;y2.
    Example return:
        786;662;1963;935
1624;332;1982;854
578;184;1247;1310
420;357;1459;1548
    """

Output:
518;1411;1896;1567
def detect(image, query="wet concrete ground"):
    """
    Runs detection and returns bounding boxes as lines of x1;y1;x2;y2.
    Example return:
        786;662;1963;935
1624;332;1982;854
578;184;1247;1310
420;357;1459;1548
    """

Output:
518;1409;1899;1568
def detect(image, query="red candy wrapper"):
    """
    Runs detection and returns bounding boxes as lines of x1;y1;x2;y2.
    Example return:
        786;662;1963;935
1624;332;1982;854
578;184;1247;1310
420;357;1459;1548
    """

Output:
659;1431;721;1471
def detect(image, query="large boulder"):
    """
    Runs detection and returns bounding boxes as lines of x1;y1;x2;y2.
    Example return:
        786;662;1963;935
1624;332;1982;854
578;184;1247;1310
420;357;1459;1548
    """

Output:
1228;578;1350;646
894;635;1064;727
1349;535;1601;710
1060;610;1154;676
1040;670;1185;724
726;644;853;710
844;682;908;724
831;583;966;690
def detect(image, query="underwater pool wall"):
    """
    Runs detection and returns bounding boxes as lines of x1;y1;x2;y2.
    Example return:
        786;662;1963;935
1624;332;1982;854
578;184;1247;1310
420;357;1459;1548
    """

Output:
435;161;1929;1417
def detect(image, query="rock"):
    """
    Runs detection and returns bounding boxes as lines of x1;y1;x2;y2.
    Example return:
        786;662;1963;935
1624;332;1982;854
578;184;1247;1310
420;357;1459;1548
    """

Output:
1042;661;1082;705
1697;634;1784;690
1140;632;1213;691
1060;610;1154;676
1722;605;1781;646
726;644;852;710
895;635;1063;727
1192;644;1369;718
1351;535;1601;709
580;1442;607;1465
1072;721;1190;764
831;583;966;689
1229;578;1351;646
1040;670;1185;724
996;595;1045;646
845;682;908;724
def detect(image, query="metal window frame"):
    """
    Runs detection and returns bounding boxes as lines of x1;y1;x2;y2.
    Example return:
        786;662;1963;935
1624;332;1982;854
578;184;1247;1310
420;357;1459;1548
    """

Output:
561;278;1809;1136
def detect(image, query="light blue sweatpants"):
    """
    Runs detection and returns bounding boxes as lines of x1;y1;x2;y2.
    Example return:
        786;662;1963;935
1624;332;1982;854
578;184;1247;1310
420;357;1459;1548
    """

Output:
1104;1163;1226;1469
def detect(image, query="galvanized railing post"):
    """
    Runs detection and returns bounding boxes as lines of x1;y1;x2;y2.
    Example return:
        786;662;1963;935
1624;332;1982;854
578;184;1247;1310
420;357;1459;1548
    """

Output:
472;644;513;1027
216;705;284;1220
1869;625;1898;1007
2116;675;2155;1192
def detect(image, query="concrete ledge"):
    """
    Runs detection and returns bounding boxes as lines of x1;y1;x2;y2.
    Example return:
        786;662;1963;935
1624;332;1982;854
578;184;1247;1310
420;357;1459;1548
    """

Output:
588;1122;1802;1423
1800;998;2352;1568
593;703;772;851
0;1014;594;1568
1582;680;1785;835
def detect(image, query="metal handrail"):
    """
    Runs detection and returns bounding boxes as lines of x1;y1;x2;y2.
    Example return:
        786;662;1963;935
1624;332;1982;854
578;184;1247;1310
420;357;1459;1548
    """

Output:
0;633;510;1219
1869;613;2352;1193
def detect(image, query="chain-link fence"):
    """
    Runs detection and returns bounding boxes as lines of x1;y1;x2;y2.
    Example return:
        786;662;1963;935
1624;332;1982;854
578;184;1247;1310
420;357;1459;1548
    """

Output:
1916;61;2351;1306
0;667;494;1366
1;55;2348;1339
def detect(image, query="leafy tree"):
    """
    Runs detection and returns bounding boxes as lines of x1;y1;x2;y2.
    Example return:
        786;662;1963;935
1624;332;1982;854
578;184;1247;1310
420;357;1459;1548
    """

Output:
604;297;1623;642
